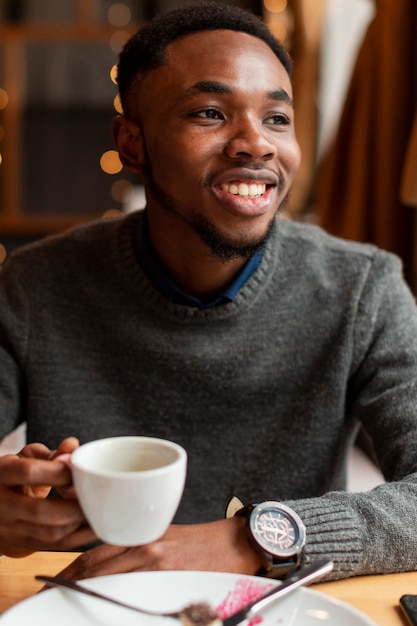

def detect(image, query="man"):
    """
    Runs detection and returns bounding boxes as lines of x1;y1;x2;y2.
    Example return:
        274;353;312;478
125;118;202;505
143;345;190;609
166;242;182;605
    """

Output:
1;1;417;581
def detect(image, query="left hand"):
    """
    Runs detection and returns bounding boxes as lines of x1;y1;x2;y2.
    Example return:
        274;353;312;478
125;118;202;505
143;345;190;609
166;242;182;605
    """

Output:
57;517;262;580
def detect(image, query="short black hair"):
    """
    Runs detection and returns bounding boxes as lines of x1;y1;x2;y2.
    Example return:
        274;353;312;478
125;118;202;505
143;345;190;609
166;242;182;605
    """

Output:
117;1;292;119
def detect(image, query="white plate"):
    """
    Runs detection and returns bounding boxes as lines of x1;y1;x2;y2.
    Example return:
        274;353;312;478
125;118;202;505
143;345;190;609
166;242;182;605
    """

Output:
0;570;377;626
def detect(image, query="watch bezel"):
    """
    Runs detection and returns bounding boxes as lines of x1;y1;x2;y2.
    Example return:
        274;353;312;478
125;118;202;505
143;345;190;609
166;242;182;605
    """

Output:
249;501;306;559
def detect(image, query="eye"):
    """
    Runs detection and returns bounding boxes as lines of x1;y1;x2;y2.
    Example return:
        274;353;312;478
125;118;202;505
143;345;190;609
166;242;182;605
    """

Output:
192;108;224;120
264;112;290;126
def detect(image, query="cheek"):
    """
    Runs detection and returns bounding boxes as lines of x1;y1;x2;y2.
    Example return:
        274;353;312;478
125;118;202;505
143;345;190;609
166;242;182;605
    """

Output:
148;131;214;182
146;137;182;183
280;137;301;176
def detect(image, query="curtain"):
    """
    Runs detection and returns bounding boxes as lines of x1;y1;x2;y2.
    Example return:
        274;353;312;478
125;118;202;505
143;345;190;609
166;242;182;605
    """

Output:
314;0;417;286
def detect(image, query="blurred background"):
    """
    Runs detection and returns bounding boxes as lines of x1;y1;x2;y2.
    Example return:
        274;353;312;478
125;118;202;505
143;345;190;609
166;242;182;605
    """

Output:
0;0;416;287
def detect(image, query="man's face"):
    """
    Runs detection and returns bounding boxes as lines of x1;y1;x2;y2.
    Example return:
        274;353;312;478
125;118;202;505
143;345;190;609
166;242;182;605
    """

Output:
134;29;301;260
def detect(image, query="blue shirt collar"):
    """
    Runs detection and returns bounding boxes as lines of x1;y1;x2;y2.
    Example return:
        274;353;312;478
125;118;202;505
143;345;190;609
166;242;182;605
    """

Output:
135;210;263;309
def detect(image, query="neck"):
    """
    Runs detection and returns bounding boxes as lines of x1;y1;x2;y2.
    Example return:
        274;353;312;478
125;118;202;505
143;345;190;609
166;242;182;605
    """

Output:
146;212;248;301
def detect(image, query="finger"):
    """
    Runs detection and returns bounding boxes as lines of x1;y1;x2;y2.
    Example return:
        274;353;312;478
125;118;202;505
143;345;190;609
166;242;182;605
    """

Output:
53;453;72;469
0;486;97;556
0;454;73;488
57;544;141;580
18;443;52;460
0;486;85;526
1;521;97;557
22;484;53;499
16;445;61;496
2;518;86;547
54;447;78;499
53;437;80;458
56;485;77;500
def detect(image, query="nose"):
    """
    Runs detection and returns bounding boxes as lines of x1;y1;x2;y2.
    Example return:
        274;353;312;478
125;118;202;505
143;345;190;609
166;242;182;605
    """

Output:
224;116;276;161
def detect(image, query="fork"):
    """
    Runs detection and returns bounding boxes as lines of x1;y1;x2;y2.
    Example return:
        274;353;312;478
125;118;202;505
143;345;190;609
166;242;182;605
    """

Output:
36;560;333;626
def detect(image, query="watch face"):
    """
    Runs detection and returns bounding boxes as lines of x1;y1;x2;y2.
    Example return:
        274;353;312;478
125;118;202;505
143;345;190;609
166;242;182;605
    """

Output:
250;502;305;558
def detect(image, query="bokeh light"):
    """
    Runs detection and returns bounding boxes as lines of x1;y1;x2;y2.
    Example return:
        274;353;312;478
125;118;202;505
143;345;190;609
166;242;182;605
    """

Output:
100;150;123;174
0;244;7;265
263;0;288;13
111;178;134;203
110;64;118;85
102;208;122;218
109;31;130;54
0;88;9;110
113;94;123;114
107;3;131;28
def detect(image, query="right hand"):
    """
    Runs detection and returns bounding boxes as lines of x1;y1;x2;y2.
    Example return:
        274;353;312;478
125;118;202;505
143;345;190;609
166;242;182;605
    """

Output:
0;437;97;557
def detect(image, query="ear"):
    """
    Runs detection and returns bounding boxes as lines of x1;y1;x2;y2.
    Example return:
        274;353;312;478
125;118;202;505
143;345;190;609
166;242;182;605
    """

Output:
112;115;146;173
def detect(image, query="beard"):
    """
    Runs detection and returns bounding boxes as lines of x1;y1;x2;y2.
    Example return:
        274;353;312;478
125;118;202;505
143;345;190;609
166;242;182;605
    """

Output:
143;163;288;263
190;211;277;262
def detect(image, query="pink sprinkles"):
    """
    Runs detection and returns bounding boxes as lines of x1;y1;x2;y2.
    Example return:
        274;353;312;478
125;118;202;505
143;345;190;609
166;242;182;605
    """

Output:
216;578;274;626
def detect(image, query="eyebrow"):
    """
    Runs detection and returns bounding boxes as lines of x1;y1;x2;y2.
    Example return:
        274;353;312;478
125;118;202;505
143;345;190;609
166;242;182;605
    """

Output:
186;80;294;107
269;88;294;108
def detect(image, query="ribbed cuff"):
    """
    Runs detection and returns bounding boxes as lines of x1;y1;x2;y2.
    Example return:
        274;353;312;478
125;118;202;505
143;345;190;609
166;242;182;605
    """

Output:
285;496;363;580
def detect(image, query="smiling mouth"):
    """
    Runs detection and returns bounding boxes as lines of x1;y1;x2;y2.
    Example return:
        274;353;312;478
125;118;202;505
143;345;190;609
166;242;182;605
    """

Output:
220;182;267;198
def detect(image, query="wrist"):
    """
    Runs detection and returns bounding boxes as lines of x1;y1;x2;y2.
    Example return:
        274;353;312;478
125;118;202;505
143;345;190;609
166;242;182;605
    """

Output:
231;515;264;575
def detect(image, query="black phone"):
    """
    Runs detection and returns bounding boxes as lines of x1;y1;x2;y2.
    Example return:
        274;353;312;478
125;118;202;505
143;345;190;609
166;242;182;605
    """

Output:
400;595;417;625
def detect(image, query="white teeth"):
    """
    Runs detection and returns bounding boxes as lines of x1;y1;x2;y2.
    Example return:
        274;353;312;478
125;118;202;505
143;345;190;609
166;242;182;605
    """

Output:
220;182;266;197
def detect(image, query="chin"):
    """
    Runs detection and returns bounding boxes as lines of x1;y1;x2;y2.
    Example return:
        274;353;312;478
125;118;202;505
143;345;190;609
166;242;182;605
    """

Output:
195;214;276;263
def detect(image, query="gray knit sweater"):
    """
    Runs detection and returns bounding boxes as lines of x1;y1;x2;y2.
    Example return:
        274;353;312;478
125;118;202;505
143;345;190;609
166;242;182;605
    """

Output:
1;210;417;579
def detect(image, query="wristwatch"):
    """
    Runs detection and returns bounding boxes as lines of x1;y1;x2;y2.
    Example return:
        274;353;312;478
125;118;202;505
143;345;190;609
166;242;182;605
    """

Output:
235;501;306;579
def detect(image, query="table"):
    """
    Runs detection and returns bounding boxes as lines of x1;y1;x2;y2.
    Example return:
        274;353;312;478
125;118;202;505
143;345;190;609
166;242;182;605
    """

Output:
0;551;416;624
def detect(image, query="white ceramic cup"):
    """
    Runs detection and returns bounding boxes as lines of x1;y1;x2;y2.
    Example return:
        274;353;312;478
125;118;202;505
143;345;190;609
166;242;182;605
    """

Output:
71;436;187;546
